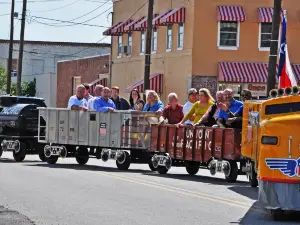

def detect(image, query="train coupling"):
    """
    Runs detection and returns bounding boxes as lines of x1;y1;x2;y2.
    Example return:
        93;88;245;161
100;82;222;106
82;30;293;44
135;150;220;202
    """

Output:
208;159;231;177
1;140;20;153
101;149;127;164
151;154;172;170
44;145;67;158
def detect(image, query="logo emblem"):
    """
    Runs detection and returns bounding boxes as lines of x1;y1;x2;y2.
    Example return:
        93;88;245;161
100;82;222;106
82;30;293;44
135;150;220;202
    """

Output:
265;157;300;178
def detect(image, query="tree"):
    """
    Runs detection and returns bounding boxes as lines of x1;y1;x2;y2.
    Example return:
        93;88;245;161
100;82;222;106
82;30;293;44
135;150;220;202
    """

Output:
0;66;7;93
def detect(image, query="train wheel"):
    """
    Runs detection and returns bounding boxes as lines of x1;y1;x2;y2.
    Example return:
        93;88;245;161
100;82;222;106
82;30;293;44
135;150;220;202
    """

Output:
116;151;130;170
157;166;169;175
271;209;284;221
0;145;2;158
46;156;58;165
39;151;46;162
225;161;238;182
148;157;157;171
186;163;200;176
249;163;258;187
76;147;89;165
13;141;26;162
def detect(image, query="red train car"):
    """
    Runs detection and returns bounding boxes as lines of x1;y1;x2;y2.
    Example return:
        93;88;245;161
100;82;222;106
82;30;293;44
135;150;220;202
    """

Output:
150;125;245;182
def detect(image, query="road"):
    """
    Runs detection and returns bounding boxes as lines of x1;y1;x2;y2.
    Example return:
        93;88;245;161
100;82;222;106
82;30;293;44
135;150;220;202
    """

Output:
0;152;299;225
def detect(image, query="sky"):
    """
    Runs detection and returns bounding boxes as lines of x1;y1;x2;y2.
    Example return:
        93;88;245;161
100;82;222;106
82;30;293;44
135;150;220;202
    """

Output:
0;0;112;43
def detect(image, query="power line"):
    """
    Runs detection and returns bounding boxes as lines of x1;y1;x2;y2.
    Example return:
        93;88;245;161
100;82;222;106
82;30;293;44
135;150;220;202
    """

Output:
31;0;82;13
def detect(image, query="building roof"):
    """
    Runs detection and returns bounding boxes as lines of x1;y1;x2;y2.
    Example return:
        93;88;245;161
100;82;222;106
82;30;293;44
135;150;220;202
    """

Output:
0;39;110;48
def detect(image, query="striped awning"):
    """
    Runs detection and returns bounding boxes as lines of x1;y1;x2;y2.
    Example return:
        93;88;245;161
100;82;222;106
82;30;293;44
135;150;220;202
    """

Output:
160;8;186;25
124;73;163;93
258;8;284;23
135;14;159;30
153;11;172;26
89;78;108;95
124;17;146;32
111;19;133;36
103;22;122;36
217;6;246;22
219;62;300;84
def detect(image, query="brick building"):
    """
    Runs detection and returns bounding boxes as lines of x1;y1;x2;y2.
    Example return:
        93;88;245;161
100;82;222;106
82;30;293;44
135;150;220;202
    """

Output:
57;55;109;107
104;0;300;103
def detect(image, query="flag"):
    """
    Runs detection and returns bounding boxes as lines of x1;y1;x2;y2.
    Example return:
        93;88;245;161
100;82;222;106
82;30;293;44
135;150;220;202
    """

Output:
277;16;297;88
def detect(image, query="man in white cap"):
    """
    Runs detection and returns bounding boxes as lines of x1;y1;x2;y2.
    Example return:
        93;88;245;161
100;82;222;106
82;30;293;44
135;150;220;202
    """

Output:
182;88;197;125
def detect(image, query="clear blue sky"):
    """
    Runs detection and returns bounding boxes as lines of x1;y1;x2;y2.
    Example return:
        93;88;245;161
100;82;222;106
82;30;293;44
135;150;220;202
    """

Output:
0;0;112;43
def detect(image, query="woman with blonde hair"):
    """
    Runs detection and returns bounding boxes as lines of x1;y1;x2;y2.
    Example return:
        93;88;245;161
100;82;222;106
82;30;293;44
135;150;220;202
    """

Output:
177;88;215;126
142;90;164;114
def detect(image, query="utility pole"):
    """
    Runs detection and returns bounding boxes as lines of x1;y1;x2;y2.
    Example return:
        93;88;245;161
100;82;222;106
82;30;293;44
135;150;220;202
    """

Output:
267;0;282;94
16;0;27;95
143;0;154;91
6;0;15;94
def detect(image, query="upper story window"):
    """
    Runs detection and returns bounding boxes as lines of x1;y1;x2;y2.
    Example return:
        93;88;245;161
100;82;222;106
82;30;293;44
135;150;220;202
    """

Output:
127;33;132;55
166;25;172;51
152;28;157;52
72;76;81;95
177;23;184;49
117;36;122;57
259;22;272;51
218;21;240;50
140;31;145;54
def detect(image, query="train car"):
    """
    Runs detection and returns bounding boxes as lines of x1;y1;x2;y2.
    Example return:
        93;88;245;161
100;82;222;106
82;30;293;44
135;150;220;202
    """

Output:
0;95;47;162
244;86;300;220
37;107;162;169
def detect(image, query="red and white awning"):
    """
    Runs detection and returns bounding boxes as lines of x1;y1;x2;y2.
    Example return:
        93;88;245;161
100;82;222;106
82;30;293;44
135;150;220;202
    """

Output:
291;64;300;84
103;22;122;36
111;19;133;36
217;6;246;22
89;78;108;95
134;14;159;30
153;11;172;26
160;8;185;25
124;17;146;32
257;8;284;23
124;73;163;93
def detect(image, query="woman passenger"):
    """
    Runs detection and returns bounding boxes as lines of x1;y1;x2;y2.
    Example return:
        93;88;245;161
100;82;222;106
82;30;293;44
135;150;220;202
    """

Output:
177;88;214;126
129;89;145;111
142;90;164;115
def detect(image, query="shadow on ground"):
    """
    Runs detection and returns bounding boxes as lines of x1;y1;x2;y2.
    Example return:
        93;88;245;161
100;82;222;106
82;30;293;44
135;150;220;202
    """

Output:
228;186;258;200
0;158;41;164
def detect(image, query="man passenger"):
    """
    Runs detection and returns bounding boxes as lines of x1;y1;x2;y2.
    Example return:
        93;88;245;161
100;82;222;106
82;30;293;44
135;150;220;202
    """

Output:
241;89;252;102
94;87;116;112
162;93;184;124
82;83;93;102
87;85;103;110
67;85;88;111
110;86;130;110
182;88;197;125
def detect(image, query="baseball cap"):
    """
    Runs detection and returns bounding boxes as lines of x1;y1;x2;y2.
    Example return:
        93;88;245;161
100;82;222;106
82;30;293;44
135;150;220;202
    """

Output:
188;88;197;95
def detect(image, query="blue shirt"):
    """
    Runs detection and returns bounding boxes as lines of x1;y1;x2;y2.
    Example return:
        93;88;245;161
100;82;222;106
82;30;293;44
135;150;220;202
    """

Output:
94;97;116;112
67;96;88;109
143;100;164;112
218;99;243;120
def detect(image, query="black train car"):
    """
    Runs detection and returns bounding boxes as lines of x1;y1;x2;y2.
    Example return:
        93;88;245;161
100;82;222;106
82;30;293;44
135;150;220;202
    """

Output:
0;95;47;162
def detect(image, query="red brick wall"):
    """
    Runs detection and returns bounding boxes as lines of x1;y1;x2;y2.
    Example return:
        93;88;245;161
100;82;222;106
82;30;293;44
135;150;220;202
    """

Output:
57;55;109;107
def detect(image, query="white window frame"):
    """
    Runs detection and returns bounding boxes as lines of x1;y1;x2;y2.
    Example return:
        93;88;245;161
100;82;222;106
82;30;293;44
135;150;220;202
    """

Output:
140;31;145;55
166;25;172;52
152;28;157;53
127;32;132;56
117;35;122;58
72;76;81;95
258;22;281;52
177;23;184;50
217;21;240;51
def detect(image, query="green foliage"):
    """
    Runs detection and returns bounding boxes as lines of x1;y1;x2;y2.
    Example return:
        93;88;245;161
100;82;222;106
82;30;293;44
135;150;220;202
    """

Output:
11;78;36;97
0;66;7;92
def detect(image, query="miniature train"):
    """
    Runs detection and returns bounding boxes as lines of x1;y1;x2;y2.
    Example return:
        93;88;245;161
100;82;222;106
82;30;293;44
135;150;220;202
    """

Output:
0;95;47;162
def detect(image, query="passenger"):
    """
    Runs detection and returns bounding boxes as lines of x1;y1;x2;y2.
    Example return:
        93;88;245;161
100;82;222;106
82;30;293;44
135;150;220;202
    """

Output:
94;87;116;112
216;88;243;129
143;90;164;115
241;89;252;102
82;83;93;101
67;84;88;111
177;88;214;126
196;91;224;127
129;89;145;111
162;93;184;124
110;86;131;110
87;85;103;110
182;88;198;125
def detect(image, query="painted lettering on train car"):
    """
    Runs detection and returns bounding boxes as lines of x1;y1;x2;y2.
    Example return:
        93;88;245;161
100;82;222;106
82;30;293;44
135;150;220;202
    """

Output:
195;129;203;149
205;130;212;151
171;136;184;148
185;129;194;149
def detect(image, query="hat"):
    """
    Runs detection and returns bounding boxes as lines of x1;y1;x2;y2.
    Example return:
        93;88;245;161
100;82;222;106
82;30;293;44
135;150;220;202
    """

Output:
188;88;197;95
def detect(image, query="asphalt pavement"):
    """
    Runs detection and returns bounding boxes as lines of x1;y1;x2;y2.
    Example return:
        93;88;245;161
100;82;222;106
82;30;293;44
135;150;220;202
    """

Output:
0;152;299;225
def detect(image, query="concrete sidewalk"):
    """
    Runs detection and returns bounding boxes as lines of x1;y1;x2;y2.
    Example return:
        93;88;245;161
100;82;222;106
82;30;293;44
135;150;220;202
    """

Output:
0;206;34;225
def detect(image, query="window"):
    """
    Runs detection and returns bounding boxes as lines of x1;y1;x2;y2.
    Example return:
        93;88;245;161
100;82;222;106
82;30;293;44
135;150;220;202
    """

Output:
218;21;240;49
127;33;132;55
258;22;273;51
166;25;172;51
117;36;122;57
152;29;157;52
72;77;81;95
177;23;184;49
265;102;300;115
140;31;145;54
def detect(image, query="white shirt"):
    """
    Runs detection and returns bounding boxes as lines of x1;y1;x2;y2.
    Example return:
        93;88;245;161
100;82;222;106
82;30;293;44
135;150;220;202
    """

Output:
183;101;194;125
87;97;97;110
